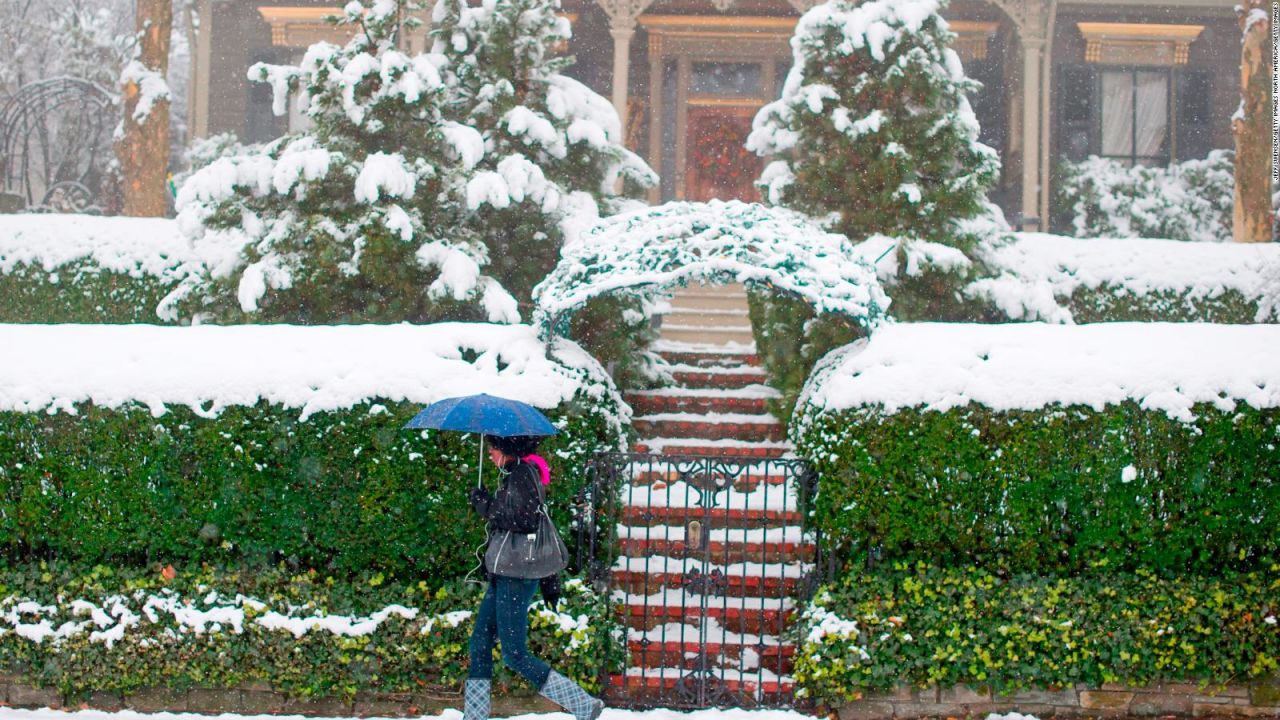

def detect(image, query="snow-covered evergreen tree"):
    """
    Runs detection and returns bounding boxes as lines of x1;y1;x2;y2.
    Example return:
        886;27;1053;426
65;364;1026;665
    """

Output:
747;0;999;250
430;0;656;304
170;1;518;324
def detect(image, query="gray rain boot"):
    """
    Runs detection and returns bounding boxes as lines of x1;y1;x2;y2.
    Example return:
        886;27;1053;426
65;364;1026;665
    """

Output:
463;678;490;720
539;670;604;720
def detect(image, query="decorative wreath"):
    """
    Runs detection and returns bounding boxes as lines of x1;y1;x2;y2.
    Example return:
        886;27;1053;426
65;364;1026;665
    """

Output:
691;120;755;188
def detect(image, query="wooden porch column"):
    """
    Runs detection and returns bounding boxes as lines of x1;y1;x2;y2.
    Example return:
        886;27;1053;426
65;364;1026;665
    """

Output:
1020;34;1044;231
609;19;635;131
597;0;655;141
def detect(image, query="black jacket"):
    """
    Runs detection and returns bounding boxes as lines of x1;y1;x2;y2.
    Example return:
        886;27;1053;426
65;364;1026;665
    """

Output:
469;459;542;534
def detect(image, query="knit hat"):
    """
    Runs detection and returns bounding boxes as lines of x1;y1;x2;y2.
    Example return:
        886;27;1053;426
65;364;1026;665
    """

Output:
484;434;543;457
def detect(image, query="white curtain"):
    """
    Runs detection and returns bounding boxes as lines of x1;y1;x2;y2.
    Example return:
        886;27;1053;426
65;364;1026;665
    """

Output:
1101;71;1133;159
1133;71;1168;161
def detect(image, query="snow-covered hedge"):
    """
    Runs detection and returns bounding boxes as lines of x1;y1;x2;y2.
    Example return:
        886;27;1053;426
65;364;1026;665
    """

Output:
1054;151;1235;243
794;564;1280;701
967;233;1280;323
0;563;618;699
0;324;625;576
0;214;190;323
792;322;1280;575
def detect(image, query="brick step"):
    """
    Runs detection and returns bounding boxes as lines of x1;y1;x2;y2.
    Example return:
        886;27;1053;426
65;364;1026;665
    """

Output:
654;350;761;368
628;640;796;675
612;570;806;599
620;504;802;528
618;537;815;565
672;369;768;389
633;417;785;443
607;673;793;701
628;469;790;492
631;440;790;459
626;393;770;416
660;326;756;345
621;602;797;635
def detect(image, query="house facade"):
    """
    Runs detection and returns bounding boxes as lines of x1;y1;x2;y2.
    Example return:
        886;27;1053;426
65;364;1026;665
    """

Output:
188;0;1243;231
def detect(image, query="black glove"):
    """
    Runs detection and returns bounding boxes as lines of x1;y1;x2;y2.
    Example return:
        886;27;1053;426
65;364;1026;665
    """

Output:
539;574;562;611
469;487;492;517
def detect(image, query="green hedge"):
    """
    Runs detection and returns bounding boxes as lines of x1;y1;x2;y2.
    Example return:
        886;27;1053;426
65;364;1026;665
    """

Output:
793;402;1280;576
1057;286;1264;324
0;561;619;699
794;563;1280;702
0;399;617;581
0;261;176;324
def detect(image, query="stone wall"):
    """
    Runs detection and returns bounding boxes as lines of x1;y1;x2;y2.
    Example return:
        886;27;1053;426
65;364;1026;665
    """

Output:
0;678;558;717
838;681;1280;719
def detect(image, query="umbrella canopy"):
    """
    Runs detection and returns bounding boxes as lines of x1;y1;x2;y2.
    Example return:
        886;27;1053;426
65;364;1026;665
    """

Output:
403;393;558;437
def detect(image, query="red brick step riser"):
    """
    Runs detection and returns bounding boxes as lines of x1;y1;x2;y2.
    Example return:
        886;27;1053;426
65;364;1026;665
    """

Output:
622;603;796;635
656;351;761;368
621;505;802;527
626;393;770;415
633;419;784;442
618;538;814;565
612;570;803;598
629;642;795;675
631;443;789;459
671;370;767;389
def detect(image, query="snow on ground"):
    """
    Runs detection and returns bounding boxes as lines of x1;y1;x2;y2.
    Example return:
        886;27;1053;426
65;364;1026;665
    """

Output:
0;323;603;419
801;322;1280;422
0;708;840;720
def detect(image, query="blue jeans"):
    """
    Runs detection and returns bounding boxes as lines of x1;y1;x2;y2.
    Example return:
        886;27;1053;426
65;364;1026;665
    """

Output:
468;575;551;687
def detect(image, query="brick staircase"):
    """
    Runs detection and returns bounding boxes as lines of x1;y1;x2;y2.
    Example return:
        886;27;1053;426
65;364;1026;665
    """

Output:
610;285;813;703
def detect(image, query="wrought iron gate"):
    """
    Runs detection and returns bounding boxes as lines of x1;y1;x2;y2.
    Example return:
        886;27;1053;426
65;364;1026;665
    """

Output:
573;452;828;709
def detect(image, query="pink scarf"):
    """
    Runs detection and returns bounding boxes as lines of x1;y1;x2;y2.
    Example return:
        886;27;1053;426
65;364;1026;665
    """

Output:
523;453;551;486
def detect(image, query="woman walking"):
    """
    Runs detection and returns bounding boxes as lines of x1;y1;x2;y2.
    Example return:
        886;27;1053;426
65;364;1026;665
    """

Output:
464;434;605;720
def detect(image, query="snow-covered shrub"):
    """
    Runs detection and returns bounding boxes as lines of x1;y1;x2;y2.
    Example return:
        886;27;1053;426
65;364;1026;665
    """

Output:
794;565;1280;701
430;0;656;304
747;0;1000;251
1053;150;1235;242
0;323;625;577
0;214;190;323
0;563;620;697
963;232;1280;323
171;1;515;324
533;200;889;332
792;322;1280;576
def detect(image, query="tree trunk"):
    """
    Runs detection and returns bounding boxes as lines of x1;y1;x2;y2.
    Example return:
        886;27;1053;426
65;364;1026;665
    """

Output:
1232;0;1274;242
116;0;173;217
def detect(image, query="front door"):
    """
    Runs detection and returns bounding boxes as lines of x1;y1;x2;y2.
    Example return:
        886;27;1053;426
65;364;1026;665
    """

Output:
685;105;762;202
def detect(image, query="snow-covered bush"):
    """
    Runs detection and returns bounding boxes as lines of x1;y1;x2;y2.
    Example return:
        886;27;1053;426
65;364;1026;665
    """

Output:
0;214;190;323
0;323;626;576
0;563;619;697
962;232;1280;323
794;565;1280;701
533;200;889;333
172;1;510;324
747;0;1000;251
430;0;656;304
1053;150;1235;242
793;322;1280;576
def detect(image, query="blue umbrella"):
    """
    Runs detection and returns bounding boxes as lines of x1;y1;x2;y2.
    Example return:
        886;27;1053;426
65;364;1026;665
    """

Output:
403;394;558;487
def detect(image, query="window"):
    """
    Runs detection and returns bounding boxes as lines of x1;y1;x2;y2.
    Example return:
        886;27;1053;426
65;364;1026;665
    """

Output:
1058;65;1212;166
1100;69;1168;166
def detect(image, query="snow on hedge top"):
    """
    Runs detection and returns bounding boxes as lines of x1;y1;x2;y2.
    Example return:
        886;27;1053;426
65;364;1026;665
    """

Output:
0;323;608;420
0;214;192;280
532;200;890;333
801;322;1280;421
967;233;1280;323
